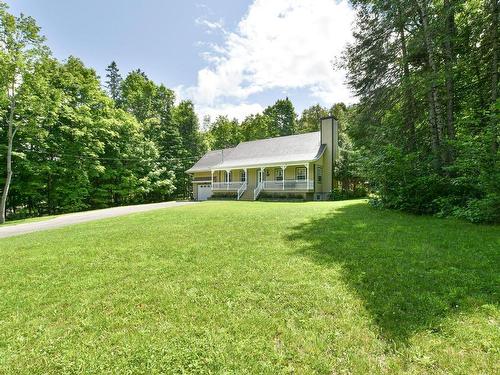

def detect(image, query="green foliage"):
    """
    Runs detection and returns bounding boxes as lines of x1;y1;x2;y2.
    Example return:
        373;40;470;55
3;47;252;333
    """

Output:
208;115;242;149
331;187;367;201
241;113;272;140
296;104;328;133
1;56;174;214
209;191;237;200
0;1;188;217
173;100;206;197
105;61;122;103
345;0;499;223
206;97;299;148
263;97;297;137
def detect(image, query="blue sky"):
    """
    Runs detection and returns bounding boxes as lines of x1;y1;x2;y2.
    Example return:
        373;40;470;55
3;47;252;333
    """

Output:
6;0;355;123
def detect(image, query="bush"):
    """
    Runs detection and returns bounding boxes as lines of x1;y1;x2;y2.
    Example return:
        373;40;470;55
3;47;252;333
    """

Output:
330;187;367;201
209;192;237;200
259;192;305;201
455;195;500;224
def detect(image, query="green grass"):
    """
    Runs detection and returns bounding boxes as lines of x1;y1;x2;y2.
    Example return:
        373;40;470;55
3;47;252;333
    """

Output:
1;215;55;227
0;200;498;374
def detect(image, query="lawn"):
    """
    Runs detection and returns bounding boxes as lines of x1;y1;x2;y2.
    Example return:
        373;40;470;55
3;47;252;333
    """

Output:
1;215;55;227
0;200;498;374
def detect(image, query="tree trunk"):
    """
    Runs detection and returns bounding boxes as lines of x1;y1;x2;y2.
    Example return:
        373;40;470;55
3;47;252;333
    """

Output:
427;90;441;165
47;171;52;215
396;3;417;152
491;0;498;105
418;0;444;168
0;93;17;224
490;0;498;155
443;0;456;156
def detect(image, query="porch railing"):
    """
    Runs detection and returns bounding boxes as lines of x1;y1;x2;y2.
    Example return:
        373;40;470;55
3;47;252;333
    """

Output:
262;179;314;191
237;182;247;200
212;182;245;191
254;182;263;200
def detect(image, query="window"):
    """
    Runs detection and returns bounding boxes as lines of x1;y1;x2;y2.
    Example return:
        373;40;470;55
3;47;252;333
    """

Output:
240;170;246;182
275;168;283;181
296;167;307;181
317;166;322;183
224;171;231;182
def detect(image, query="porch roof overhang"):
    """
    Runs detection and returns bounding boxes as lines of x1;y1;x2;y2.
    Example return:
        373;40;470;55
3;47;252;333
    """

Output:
210;144;326;171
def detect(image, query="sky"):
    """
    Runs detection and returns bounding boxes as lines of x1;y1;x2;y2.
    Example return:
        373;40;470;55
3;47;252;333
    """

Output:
6;0;355;123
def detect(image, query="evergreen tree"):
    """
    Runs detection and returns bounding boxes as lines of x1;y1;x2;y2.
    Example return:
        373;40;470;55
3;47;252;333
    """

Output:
344;0;499;222
173;100;205;197
175;100;203;157
105;61;122;103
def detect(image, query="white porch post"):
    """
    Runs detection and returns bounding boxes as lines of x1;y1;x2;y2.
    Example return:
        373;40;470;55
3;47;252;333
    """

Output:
260;167;265;188
244;168;247;183
226;169;231;190
282;165;286;190
211;170;214;190
305;163;309;189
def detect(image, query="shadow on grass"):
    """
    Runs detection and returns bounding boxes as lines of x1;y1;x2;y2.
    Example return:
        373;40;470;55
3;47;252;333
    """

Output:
287;202;499;344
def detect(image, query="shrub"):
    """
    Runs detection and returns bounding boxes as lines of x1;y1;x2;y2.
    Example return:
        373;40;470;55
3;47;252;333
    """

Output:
330;187;367;201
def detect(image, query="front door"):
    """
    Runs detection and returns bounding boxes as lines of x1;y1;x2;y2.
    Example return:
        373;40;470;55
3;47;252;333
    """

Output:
258;170;263;184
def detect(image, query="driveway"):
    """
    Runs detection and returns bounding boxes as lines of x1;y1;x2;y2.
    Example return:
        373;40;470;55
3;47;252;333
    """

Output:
0;201;197;239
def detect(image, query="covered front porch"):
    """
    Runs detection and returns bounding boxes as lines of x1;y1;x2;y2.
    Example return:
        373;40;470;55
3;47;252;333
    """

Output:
210;163;315;200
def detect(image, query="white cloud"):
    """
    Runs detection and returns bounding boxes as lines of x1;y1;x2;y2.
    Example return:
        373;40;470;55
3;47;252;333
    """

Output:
195;17;226;34
198;103;264;125
187;0;355;120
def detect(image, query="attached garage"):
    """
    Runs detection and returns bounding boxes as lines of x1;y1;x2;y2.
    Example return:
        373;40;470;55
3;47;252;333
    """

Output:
197;184;212;201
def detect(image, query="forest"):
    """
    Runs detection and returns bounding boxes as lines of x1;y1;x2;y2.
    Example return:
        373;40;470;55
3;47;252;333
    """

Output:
1;0;498;223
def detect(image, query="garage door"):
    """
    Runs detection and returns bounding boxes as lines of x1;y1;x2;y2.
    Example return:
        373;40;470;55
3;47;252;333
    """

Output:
197;184;213;201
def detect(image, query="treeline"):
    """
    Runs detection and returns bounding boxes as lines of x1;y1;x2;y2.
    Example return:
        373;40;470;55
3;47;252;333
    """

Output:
344;0;499;223
0;2;360;222
3;0;497;224
0;3;206;221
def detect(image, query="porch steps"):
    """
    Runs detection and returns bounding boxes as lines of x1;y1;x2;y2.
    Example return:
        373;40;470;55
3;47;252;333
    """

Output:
239;188;256;201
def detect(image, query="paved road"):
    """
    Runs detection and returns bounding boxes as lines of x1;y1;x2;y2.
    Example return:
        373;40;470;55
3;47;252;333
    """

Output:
0;201;197;239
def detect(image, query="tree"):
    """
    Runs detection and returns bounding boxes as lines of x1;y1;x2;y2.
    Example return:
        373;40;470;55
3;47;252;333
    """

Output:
208;116;242;149
120;69;156;123
488;0;498;154
120;71;182;200
344;0;500;222
105;61;122;103
151;85;181;199
173;100;205;197
297;104;329;134
0;5;47;223
417;0;445;168
263;98;297;136
241;113;272;141
175;100;203;157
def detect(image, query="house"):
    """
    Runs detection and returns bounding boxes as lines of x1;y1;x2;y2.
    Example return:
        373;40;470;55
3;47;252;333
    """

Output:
186;116;339;201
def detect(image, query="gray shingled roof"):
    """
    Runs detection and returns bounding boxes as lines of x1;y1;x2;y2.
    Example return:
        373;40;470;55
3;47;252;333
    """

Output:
186;132;325;173
185;148;234;173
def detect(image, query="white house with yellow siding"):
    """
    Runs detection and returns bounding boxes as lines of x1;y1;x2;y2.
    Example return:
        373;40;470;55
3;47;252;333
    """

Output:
186;116;338;201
